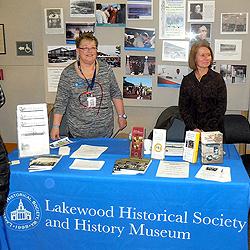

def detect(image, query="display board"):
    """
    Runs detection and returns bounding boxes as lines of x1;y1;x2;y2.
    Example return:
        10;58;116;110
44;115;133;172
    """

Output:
43;0;250;110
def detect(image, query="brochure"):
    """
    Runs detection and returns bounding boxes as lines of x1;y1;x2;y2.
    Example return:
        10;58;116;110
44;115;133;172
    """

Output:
28;154;62;172
130;127;145;159
183;131;200;163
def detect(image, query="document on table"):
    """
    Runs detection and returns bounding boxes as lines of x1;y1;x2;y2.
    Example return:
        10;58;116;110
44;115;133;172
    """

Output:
69;159;105;170
70;145;108;159
58;146;70;156
165;142;184;156
195;165;231;182
156;160;189;178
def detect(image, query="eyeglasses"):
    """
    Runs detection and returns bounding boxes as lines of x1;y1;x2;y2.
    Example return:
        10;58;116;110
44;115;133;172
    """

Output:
78;47;97;53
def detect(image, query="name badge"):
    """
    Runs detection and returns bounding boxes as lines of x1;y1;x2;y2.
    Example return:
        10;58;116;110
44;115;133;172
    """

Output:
87;97;96;108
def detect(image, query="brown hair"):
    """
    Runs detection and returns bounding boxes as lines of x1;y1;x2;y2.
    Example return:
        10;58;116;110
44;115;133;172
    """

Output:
75;32;98;48
188;41;213;70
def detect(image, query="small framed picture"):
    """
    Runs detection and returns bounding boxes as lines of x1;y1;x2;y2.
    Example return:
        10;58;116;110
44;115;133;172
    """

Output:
0;24;6;54
221;13;248;34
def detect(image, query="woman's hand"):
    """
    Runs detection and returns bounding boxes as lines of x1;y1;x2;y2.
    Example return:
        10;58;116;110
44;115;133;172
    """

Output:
50;127;60;140
118;117;127;130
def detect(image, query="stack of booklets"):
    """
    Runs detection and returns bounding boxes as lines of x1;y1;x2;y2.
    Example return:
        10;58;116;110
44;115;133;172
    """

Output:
201;131;223;164
112;158;151;175
28;154;62;172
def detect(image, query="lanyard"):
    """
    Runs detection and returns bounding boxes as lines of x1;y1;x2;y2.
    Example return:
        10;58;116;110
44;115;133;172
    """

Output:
78;61;97;91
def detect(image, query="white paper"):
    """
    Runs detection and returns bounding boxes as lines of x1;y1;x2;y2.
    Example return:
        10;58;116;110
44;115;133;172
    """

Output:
70;145;108;159
162;40;189;62
17;103;50;158
195;165;231;182
156;160;189;178
214;39;242;61
165;142;184;156
59;146;70;155
69;159;105;170
47;67;64;92
159;0;186;39
151;129;166;160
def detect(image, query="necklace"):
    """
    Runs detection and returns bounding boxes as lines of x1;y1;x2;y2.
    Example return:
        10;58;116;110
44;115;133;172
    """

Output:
78;60;96;90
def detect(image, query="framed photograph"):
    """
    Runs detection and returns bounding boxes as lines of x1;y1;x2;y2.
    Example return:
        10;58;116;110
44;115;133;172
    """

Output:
70;0;95;18
127;0;153;20
214;39;242;61
220;64;247;84
157;64;189;88
190;23;211;43
44;8;64;34
162;40;189;62
97;45;121;68
221;13;248;34
124;27;155;51
159;0;186;39
95;3;126;27
0;24;6;54
187;1;215;22
125;55;155;75
123;76;152;100
66;23;95;44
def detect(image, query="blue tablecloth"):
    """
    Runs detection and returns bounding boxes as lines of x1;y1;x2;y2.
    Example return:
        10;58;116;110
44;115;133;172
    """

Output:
1;138;249;250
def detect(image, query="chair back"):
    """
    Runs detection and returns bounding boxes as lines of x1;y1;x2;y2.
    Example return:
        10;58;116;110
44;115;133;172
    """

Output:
223;114;250;144
148;106;186;142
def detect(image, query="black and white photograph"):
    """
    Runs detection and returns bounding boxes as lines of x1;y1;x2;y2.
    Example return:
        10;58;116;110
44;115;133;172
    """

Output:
47;45;76;66
97;45;121;68
95;3;126;27
187;1;215;22
189;3;203;20
44;8;64;34
66;23;95;44
70;0;95;17
214;39;242;61
124;27;155;51
162;40;189;62
220;64;247;84
123;76;152;100
190;23;211;43
127;0;153;20
221;13;248;34
125;55;155;75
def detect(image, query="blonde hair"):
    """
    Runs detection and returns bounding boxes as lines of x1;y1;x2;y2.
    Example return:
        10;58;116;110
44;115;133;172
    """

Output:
188;41;213;70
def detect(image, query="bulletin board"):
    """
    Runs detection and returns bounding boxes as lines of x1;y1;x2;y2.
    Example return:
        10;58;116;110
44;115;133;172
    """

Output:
43;0;250;110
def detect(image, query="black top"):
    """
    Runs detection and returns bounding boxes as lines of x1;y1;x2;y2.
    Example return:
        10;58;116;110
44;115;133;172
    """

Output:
178;69;227;132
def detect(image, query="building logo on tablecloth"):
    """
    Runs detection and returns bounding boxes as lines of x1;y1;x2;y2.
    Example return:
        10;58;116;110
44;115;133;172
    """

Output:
3;191;41;231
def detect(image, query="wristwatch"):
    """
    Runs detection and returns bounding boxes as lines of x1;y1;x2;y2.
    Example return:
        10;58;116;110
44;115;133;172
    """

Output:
118;114;127;119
